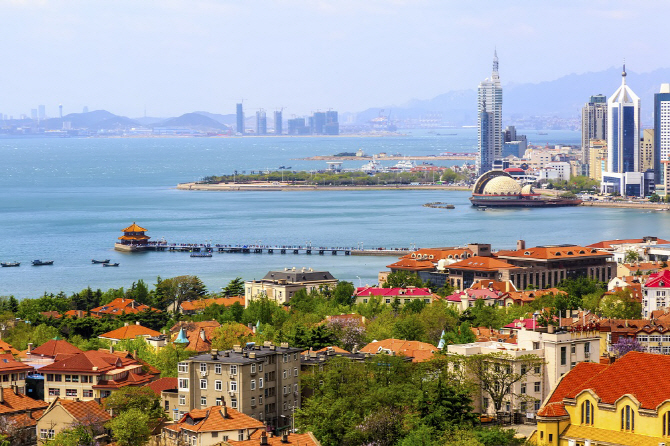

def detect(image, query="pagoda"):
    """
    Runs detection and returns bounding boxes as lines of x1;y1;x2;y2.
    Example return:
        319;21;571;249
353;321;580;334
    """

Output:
114;222;150;252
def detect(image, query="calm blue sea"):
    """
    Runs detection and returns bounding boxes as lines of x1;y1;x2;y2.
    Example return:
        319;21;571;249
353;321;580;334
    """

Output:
1;129;665;299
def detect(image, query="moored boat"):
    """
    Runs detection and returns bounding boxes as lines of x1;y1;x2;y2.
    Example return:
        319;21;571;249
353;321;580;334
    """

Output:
32;260;54;266
190;253;213;257
1;262;20;267
102;262;119;267
92;259;111;264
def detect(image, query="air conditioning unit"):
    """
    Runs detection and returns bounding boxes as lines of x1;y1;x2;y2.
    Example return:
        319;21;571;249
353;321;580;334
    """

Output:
228;390;236;396
200;371;208;377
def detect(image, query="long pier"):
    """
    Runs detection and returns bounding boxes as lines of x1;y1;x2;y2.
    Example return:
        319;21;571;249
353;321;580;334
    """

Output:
140;242;412;257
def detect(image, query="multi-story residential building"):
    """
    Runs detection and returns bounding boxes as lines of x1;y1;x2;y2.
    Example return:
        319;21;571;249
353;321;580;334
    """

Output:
477;50;503;175
274;110;282;135
534;352;670;445
587;140;607;181
0;355;33;394
641;128;655;172
38;350;158;402
0;387;49;446
36;398;110;444
244;268;338;306
353;286;436;305
642;270;670;318
177;342;301;430
654;84;670;184
256;110;267;135
581;94;608;175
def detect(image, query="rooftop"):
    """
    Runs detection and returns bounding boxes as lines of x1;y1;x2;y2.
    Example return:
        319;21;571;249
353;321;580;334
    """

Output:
359;339;436;362
496;245;610;261
165;405;264;433
259;269;337;283
28;339;83;358
447;257;517;271
99;323;162;340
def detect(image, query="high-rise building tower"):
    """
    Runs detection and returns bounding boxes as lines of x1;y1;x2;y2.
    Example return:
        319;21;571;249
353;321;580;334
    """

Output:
274;110;283;135
325;111;339;135
59;104;63;119
581;94;608;175
256;110;267;135
236;103;245;135
654;84;670;183
38;105;46;120
606;65;640;174
477;51;503;175
311;112;326;134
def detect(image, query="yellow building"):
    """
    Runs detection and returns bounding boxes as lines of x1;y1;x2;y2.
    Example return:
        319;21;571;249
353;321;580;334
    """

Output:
534;352;670;445
641;129;655;173
588;140;607;182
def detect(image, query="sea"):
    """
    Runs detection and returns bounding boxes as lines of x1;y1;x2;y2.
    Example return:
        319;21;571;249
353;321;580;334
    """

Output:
1;128;667;299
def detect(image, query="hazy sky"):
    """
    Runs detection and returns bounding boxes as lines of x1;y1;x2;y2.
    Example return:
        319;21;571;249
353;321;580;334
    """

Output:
1;0;669;118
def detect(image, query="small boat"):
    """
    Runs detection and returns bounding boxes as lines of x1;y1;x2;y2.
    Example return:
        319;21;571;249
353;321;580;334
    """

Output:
102;263;119;267
190;253;213;258
1;262;20;267
32;260;54;266
91;259;111;264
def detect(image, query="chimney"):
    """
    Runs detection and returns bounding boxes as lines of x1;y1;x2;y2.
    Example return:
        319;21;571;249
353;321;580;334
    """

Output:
109;345;114;353
260;431;268;445
0;389;4;403
124;322;129;327
281;433;289;443
135;321;140;325
517;240;526;251
548;325;555;334
211;349;218;360
132;350;137;360
220;401;228;418
27;343;33;353
200;329;206;341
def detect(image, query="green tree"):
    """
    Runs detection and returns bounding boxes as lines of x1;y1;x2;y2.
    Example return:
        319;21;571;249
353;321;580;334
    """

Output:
599;289;642;319
103;386;164;420
332;281;355;306
222;277;245;297
106;408;151;446
382;271;424;288
418;376;477;431
649;193;661;203
211;322;253;350
154;275;207;311
623;250;641;264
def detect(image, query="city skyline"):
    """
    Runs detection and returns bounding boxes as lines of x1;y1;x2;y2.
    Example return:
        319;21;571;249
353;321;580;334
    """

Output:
1;1;670;118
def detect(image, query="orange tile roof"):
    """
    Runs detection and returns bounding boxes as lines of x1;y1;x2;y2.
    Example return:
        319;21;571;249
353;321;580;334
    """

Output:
122;222;147;232
165;406;264;433
359;339;436;362
301;346;350;355
496;245;610;260
506;288;566;304
0;339;20;355
179;296;245;311
39;350;147;375
90;298;160;316
447;257;517;271
2;410;46;430
0;355;34;373
40;311;62;319
386;258;435;271
143;377;178;396
57;399;111;423
537;361;608;419
587;238;670;249
0;387;49;415
536;401;569;417
232;431;320;446
401;248;473;262
469;279;517;293
170;320;221;333
99;324;161;340
118;235;150;241
28;339;83;358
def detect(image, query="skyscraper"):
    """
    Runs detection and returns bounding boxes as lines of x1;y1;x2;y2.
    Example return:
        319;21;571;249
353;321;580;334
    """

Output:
38;105;46;120
654;84;670;183
581;94;607;175
256;110;267;135
606;65;640;174
477;51;503;175
236;103;245;135
325;111;339;135
274;110;283;135
311;112;326;134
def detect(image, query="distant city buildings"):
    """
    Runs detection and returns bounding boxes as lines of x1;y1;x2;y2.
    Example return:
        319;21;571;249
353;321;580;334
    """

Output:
256;109;267;135
501;125;527;158
581;94;607;176
274;110;282;135
654;84;670;186
236;103;245;135
477;51;503;175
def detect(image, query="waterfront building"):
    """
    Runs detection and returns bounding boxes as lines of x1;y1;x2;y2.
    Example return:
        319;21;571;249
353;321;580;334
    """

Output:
244;268;338;307
502;125;527;158
36;399;110;443
477;50;503;175
236;103;244;135
38;105;46;120
601;65;644;196
581;94;608;175
385;247;473;284
310;112;326;134
256;110;267;135
641;128;654;172
176;342;302;429
287;118;308;135
654;84;670;184
274;110;282;135
587;140;607;181
114;222;150;252
325;110;339;135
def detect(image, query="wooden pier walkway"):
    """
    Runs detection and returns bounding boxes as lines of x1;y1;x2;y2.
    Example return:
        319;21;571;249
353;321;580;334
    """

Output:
143;242;413;257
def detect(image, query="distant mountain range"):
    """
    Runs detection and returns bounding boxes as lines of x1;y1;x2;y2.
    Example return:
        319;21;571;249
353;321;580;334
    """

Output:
356;66;670;126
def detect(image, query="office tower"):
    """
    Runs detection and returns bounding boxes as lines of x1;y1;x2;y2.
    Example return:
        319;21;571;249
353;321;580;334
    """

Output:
588;140;608;181
606;66;640;174
31;109;38;120
59;104;63;119
38;105;46;120
256;110;267;135
325;111;339;135
640;129;654;172
654;84;670;183
581;94;607;174
274;110;282;135
311;112;326;134
236;103;245;135
502;125;527;158
287;118;307;135
477;50;503;175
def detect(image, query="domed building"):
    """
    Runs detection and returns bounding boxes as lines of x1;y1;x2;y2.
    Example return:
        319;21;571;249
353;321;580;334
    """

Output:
470;171;581;207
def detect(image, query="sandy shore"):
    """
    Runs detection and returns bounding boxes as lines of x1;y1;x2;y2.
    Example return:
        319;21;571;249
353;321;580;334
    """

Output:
176;182;471;192
296;155;476;161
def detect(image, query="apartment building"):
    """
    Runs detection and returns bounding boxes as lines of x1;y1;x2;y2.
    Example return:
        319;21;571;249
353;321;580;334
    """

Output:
177;342;302;430
643;269;670;318
244;268;338;306
0;354;34;394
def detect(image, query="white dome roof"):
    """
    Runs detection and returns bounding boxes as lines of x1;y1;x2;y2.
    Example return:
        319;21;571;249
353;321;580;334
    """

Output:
483;176;522;195
521;184;535;194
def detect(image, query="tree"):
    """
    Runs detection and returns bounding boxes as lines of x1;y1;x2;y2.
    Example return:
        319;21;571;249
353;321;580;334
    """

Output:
418;376;477;431
464;352;544;414
327;318;365;351
107;408;151;446
599;289;642;319
222;277;244;297
332;281;355;306
382;271;424;289
211;322;253;350
154;275;207;311
623;250;641;264
610;337;645;358
649;193;661;203
103;387;164;420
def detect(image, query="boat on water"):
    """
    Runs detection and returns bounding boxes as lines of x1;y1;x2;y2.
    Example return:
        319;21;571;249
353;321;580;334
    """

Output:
391;159;416;172
191;253;213;257
32;260;54;266
102;263;119;267
1;262;20;267
91;259;111;264
360;158;386;174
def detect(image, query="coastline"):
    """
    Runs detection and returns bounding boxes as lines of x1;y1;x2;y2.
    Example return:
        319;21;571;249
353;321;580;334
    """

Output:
176;182;471;192
295;155;476;161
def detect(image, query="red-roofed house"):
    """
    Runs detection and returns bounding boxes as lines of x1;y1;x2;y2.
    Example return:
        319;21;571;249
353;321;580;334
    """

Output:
179;297;245;315
359;339;436;363
534;352;670;445
444;288;509;311
353;286;437;305
90;298;160;317
386;247;474;273
98;322;162;344
38;350;158;402
643;269;670;318
0;387;49;445
0;354;34;394
230;430;321;446
36;398;111;443
0;339;19;356
144;377;179;420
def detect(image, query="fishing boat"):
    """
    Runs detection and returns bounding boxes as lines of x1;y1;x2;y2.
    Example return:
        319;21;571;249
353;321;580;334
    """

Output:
91;259;111;264
190;253;213;258
1;262;20;267
32;260;54;266
102;263;119;267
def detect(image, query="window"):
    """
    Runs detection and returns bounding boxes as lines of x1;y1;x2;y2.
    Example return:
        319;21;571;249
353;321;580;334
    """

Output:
200;363;207;372
621;405;635;431
66;389;77;397
521;384;527;394
534;382;540;392
179;378;189;390
663;412;670;436
46;374;53;382
581;400;594;425
40;429;55;440
238;430;244;441
259;364;263;372
533;342;540;350
483;397;489;409
251;363;256;374
294;367;298;377
638;335;649;342
215;380;222;391
81;375;91;383
251;379;256;390
83;390;93;398
259;395;263;404
179;395;186;405
200;396;207;406
230;381;237;392
651;335;662;343
178;363;188;373
283;385;287;395
283;370;287;379
584;343;591;354
215;364;222;374
259;377;264;388
294;353;297;361
535;400;541;411
216;397;222;406
54;374;62;382
65;374;72;382
560;346;567;365
200;379;207;390
571;344;576;354
548;434;552;442
48;388;60;396
283;354;288;363
521;365;527;375
294;383;298;393
251;397;256;406
230;365;238;375
520;401;527;411
231;399;238;409
534;365;541;374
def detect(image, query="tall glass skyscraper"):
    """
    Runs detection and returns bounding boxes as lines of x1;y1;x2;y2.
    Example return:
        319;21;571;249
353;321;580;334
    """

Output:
581;94;607;175
654;84;670;183
606;66;640;174
236;103;245;135
477;51;503;175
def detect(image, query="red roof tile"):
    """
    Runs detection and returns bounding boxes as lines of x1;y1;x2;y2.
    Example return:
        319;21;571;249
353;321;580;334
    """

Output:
57;399;111;423
536;402;569;417
232;431;320;446
644;270;670;288
587;238;670;249
99;324;161;340
447;257;517;271
165;406;264;433
28;339;83;358
354;287;433;297
180;297;244;311
359;339;436;362
0;388;49;415
496;245;609;260
90;298;160;316
143;377;178;396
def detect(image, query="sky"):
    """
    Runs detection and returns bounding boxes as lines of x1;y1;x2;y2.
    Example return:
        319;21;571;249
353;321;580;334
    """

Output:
1;0;669;118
